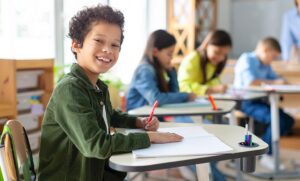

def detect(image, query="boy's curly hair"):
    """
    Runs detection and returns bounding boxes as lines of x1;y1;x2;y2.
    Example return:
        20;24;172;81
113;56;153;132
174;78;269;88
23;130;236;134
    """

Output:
68;4;125;58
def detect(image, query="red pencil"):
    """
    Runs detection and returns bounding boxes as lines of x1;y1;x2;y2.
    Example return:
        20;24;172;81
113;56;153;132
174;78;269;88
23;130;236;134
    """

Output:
208;95;217;110
147;100;159;123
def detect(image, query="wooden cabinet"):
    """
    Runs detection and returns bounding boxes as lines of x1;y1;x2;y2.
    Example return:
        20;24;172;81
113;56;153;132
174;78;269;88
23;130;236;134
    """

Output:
0;59;54;151
167;0;217;65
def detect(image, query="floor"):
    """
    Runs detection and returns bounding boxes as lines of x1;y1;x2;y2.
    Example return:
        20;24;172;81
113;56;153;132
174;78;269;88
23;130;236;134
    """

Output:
280;122;300;150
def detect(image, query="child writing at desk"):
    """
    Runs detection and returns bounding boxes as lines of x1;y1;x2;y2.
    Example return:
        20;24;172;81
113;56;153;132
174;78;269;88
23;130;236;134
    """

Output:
126;29;197;180
177;30;232;181
234;37;295;170
178;30;232;96
38;5;182;181
126;30;197;113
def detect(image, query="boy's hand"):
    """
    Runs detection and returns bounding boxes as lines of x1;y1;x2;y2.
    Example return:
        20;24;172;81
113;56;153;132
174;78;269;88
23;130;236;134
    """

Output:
272;79;287;85
147;132;183;143
136;117;159;131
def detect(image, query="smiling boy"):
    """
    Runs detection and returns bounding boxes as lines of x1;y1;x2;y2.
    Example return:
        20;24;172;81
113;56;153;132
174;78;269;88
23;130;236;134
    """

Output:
38;5;182;181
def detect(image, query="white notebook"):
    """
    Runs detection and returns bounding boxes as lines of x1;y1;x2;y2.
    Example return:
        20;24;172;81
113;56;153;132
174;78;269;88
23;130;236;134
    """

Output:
262;85;300;91
132;126;233;158
160;99;210;108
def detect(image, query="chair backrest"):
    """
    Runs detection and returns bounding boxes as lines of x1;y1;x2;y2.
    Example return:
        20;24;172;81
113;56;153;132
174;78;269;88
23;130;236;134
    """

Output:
0;136;18;181
0;120;36;181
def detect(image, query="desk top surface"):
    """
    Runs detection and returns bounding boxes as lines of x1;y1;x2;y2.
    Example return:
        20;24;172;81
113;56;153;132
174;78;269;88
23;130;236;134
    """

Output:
207;90;267;101
109;123;268;172
128;100;236;117
246;85;300;94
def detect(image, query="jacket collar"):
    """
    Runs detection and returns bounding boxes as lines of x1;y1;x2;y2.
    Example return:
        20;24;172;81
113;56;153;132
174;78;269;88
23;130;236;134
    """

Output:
69;63;108;92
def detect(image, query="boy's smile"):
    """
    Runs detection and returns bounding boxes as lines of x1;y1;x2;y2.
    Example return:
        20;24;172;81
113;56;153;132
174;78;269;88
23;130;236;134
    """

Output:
72;21;122;85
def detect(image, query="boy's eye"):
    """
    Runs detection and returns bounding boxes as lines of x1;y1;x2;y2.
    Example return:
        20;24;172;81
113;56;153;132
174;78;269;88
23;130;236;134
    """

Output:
112;44;120;48
94;39;104;43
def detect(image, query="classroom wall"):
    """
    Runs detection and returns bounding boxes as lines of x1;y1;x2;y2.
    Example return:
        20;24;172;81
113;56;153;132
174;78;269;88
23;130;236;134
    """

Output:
217;0;294;58
109;0;167;84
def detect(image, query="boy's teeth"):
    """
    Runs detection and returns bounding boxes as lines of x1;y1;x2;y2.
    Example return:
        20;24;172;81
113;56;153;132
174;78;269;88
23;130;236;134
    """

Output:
97;57;110;63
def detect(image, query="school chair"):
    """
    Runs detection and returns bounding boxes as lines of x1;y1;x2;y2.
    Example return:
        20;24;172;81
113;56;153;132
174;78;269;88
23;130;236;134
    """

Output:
0;120;36;181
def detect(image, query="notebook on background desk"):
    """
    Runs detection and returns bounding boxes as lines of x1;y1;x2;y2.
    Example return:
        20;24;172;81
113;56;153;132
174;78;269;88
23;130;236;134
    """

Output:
262;84;300;92
160;99;210;108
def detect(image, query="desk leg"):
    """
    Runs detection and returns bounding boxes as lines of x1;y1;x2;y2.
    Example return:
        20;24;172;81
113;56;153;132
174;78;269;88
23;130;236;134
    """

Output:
235;159;244;181
212;114;223;124
229;112;245;181
229;111;237;125
196;163;211;181
269;93;280;172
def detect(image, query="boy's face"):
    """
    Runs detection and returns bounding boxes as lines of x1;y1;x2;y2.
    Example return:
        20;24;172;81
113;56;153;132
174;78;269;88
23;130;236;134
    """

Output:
261;49;280;65
153;45;175;70
206;45;231;66
72;21;121;75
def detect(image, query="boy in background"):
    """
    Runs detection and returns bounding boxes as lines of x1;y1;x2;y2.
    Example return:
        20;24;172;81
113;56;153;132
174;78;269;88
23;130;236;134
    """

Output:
234;37;294;170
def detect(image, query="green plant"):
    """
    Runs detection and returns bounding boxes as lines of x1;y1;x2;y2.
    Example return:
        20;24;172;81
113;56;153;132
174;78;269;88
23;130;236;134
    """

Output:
100;72;125;91
54;64;125;91
54;64;71;84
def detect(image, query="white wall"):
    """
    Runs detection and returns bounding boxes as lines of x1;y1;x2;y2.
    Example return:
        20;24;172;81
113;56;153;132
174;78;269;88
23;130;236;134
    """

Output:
108;0;167;84
217;0;295;58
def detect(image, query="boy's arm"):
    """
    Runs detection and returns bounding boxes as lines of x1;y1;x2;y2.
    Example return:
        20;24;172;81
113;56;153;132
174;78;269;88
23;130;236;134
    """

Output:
250;78;288;86
250;67;287;85
110;109;138;128
54;83;150;159
237;55;260;87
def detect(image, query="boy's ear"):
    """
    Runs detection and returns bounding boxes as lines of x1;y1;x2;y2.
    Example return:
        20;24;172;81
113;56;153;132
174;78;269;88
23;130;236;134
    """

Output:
71;40;82;53
262;46;269;54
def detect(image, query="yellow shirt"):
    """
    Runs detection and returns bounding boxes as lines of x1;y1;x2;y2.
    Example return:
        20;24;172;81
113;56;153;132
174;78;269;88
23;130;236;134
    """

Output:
178;51;221;96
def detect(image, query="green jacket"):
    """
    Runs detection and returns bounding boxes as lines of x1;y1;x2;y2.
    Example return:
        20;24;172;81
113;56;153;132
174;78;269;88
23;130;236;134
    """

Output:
178;51;221;96
38;64;150;181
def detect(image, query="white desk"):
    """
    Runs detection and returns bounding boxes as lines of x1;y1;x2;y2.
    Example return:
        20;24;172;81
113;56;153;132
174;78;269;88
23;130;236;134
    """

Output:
244;85;300;179
207;89;267;102
109;123;268;181
128;100;236;117
204;89;268;126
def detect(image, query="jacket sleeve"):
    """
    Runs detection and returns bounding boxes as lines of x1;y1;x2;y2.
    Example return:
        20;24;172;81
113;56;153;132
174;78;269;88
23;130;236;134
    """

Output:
178;53;210;96
53;83;150;159
206;77;221;87
133;64;189;105
110;109;138;128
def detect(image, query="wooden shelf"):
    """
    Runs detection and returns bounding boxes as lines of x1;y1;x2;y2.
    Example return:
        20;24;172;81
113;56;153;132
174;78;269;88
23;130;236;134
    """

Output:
0;59;54;123
168;0;217;63
0;102;14;118
0;59;53;153
16;59;54;70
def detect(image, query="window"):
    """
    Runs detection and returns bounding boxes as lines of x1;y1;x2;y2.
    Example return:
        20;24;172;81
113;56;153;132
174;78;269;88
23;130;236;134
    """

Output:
0;0;54;59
